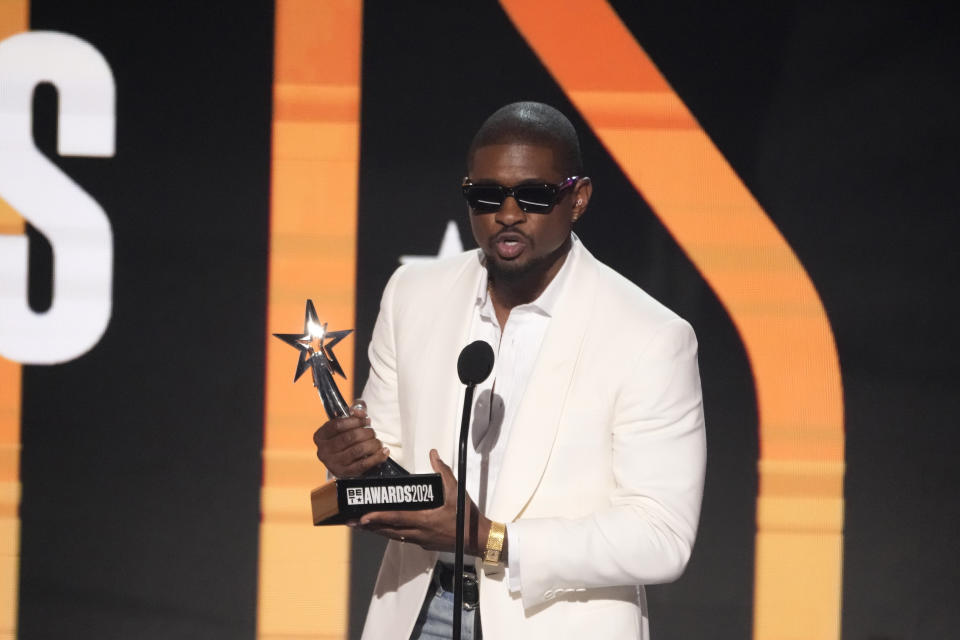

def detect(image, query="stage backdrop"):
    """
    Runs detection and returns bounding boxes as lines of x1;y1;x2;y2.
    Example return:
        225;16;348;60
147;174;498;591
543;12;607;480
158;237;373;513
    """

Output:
0;2;957;639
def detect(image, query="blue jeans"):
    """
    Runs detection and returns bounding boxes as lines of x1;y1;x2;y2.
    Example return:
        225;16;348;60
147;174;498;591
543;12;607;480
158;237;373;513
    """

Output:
409;573;481;640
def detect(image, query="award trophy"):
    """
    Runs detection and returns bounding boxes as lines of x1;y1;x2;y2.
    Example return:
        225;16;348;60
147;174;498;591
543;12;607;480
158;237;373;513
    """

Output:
274;300;443;525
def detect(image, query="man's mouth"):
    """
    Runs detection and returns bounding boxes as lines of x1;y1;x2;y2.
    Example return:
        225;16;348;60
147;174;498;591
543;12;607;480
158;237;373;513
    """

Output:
493;233;528;259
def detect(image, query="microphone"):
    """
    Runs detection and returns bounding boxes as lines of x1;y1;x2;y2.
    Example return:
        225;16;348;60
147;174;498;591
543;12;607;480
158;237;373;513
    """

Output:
453;340;494;640
457;340;495;385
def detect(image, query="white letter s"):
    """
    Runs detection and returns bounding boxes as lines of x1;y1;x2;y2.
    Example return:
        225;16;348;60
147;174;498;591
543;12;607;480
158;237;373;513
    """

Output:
0;31;115;364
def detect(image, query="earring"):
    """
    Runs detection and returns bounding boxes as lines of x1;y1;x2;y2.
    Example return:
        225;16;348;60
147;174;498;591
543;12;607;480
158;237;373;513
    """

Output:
576;200;582;206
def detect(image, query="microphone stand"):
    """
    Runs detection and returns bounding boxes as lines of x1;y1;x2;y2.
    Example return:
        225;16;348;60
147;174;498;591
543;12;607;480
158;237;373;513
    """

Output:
452;381;477;640
450;339;493;640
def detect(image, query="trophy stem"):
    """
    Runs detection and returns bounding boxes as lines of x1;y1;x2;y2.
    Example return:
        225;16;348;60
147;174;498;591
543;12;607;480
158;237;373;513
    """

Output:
312;363;351;419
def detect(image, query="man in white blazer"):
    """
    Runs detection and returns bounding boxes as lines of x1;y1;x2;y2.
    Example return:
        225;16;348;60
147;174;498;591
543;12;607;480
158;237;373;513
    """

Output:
313;102;706;639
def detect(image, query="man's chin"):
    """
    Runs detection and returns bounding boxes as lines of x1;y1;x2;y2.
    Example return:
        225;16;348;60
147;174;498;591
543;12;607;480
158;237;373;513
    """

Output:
487;255;534;282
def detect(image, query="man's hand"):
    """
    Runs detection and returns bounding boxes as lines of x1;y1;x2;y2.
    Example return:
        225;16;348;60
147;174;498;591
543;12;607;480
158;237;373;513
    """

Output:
356;449;499;559
313;401;390;478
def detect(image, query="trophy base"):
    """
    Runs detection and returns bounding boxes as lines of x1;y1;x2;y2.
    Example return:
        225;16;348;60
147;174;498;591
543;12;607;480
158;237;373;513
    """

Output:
311;472;444;526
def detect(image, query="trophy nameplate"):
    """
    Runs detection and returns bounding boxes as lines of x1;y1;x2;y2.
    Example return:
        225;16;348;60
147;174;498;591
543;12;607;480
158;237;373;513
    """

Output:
274;300;443;525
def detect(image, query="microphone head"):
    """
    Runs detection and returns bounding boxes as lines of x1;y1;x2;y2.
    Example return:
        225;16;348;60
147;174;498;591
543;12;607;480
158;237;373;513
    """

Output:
457;340;495;385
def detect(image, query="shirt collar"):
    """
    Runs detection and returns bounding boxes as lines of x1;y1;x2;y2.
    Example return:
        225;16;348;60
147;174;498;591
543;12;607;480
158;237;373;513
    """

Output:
475;233;581;319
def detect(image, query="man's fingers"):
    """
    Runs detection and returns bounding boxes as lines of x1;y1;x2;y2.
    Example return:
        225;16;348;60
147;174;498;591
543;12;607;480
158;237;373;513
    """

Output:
340;446;390;477
321;436;381;470
338;439;385;466
362;524;419;545
329;425;377;450
315;422;378;463
360;509;418;529
335;415;371;433
428;449;460;505
429;448;448;473
429;449;456;481
314;415;368;444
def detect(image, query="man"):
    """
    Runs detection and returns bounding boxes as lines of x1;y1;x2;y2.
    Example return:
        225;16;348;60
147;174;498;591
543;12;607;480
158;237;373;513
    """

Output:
314;102;706;639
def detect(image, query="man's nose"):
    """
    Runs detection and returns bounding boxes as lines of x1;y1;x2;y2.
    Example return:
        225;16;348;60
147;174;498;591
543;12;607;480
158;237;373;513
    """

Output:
494;195;526;225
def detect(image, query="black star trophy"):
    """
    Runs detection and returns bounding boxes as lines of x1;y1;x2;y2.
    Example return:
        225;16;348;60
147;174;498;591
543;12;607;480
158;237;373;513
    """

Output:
274;300;443;525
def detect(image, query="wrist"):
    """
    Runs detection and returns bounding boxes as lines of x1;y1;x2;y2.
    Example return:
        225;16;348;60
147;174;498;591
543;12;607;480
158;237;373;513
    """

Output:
471;516;492;557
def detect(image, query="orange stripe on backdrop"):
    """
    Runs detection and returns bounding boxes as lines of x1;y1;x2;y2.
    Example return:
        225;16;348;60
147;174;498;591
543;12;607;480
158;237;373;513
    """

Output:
499;1;845;639
259;1;362;638
0;5;29;639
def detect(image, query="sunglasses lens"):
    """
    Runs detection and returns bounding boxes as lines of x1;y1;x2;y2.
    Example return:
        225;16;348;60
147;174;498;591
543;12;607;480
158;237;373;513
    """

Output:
465;186;505;213
514;186;556;213
463;182;566;213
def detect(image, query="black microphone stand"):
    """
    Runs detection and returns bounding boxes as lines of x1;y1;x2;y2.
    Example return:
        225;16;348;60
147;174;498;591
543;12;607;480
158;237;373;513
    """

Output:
452;380;477;640
451;340;494;640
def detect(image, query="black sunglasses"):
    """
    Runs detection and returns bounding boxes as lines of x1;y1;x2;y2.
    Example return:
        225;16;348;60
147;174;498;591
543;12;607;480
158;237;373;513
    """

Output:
461;176;579;214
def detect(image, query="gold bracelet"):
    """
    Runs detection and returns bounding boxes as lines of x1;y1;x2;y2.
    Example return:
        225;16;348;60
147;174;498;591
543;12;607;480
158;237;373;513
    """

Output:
483;521;506;566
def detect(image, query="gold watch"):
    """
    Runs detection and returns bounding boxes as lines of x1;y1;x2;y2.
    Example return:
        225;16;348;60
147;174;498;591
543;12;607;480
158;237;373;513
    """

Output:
483;521;506;566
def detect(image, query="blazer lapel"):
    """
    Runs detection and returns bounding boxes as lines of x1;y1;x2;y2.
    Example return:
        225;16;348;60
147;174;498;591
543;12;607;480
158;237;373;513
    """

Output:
407;254;484;474
489;247;600;522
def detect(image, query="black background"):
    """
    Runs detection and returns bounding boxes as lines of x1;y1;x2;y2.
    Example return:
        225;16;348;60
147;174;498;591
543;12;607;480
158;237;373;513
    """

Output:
9;2;960;639
19;2;272;638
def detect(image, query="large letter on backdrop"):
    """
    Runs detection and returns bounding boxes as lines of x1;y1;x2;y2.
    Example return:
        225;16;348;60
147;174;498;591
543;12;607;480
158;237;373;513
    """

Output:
259;1;362;637
0;31;115;365
499;1;845;639
0;10;115;637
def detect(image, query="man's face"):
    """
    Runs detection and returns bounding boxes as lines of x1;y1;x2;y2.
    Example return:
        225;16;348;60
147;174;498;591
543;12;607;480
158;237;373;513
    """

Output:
467;143;577;281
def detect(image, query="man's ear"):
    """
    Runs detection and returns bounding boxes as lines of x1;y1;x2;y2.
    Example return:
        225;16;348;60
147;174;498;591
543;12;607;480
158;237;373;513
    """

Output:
571;177;593;222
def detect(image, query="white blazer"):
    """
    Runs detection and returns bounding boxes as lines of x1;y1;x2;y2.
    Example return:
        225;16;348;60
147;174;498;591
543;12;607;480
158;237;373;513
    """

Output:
360;242;706;639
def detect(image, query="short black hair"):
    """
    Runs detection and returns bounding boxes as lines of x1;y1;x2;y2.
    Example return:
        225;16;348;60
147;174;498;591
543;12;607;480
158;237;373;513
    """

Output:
467;102;583;176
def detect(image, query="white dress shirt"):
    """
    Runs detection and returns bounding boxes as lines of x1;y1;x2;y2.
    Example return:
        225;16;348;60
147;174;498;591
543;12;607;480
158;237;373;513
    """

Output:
439;235;581;593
